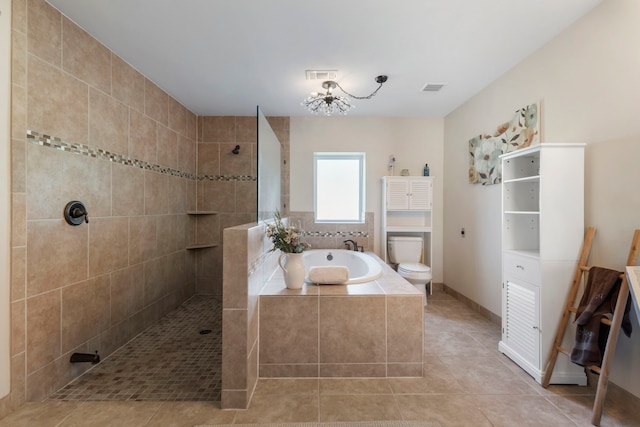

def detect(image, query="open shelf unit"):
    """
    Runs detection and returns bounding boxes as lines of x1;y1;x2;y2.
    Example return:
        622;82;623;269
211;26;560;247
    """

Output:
498;143;586;386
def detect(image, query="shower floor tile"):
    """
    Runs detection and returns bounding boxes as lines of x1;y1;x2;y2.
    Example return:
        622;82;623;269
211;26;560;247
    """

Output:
49;295;222;402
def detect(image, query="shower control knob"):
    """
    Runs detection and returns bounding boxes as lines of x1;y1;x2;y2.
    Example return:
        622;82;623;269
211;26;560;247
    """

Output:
72;208;86;219
64;201;89;225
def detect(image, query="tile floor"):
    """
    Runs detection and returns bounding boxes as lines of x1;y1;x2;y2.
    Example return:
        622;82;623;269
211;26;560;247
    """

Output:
50;295;222;402
2;289;640;426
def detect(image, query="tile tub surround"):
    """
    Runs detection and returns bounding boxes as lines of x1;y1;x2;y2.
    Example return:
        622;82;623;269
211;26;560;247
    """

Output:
222;223;422;410
259;253;424;378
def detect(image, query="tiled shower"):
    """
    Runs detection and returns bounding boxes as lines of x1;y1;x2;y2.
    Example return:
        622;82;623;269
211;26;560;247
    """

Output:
6;0;381;413
6;0;288;409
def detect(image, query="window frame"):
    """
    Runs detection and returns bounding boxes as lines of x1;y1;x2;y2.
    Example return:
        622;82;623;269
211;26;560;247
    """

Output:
313;152;366;224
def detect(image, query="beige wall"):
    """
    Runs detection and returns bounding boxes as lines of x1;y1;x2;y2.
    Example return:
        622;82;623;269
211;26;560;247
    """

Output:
1;0;12;401
290;116;444;282
6;0;200;409
443;0;640;396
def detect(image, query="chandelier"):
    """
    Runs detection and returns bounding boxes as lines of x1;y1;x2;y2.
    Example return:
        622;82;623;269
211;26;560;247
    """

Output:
301;75;388;116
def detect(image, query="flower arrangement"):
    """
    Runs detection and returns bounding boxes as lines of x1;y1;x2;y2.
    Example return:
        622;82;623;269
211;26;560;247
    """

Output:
266;211;309;253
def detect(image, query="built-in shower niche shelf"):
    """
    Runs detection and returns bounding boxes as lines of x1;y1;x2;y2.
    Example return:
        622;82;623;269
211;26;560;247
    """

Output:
186;211;218;249
186;242;219;250
187;211;218;215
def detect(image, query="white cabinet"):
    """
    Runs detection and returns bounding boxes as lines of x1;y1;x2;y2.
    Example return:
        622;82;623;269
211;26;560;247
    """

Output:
498;143;587;386
381;176;433;290
386;178;433;211
503;279;540;370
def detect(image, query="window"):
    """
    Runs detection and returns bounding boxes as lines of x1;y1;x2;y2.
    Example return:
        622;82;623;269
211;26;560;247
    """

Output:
314;152;365;223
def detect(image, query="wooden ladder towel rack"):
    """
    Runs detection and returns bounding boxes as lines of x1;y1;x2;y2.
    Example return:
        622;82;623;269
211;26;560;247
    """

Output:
541;227;640;426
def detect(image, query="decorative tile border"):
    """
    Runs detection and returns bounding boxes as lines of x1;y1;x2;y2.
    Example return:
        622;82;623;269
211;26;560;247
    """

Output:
28;130;366;259
201;175;256;182
27;130;256;182
301;231;369;238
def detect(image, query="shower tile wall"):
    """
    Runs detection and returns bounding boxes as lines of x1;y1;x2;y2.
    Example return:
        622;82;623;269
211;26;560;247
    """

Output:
5;0;291;416
195;116;290;296
195;116;255;296
7;0;199;410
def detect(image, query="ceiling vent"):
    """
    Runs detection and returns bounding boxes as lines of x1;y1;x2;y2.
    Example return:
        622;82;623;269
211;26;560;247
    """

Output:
306;70;338;81
421;83;446;92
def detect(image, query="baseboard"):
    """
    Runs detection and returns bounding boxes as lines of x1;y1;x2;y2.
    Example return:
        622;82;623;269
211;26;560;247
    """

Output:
441;283;501;326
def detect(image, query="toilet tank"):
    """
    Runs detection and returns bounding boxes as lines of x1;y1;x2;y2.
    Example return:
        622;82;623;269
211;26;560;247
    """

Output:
387;236;423;264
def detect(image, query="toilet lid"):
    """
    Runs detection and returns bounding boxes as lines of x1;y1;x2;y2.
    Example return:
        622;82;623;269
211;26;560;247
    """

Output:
398;263;431;273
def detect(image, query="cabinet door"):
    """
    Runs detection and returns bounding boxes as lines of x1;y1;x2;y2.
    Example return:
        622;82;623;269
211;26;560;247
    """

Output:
386;179;410;210
408;179;432;210
503;279;540;369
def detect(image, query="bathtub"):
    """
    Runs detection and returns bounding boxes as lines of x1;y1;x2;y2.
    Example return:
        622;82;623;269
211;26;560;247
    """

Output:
303;249;383;284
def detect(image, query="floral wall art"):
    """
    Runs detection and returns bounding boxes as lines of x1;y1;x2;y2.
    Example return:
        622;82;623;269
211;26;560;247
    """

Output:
468;101;540;185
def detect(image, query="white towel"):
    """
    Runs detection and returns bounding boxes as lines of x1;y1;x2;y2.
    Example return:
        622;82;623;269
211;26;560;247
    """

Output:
308;266;349;284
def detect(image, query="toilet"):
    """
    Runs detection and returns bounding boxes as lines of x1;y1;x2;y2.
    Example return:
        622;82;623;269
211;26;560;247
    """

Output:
387;236;432;306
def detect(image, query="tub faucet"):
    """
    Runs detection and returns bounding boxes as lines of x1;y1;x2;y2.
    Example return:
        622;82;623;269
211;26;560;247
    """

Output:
343;239;358;251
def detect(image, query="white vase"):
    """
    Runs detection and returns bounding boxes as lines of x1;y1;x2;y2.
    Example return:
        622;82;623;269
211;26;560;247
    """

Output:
279;252;305;289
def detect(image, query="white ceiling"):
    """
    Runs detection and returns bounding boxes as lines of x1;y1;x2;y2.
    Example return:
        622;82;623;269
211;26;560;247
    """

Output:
46;0;602;117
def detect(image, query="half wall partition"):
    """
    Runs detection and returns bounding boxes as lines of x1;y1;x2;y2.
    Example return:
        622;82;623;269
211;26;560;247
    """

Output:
221;107;284;409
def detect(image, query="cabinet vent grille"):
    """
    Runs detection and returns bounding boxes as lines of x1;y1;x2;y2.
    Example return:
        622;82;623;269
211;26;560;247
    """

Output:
409;180;432;210
505;281;538;363
387;181;409;209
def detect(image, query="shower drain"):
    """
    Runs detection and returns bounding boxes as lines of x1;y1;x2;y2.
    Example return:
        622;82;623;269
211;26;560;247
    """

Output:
199;329;212;335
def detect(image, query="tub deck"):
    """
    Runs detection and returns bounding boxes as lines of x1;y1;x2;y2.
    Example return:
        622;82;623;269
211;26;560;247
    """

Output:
259;252;424;378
